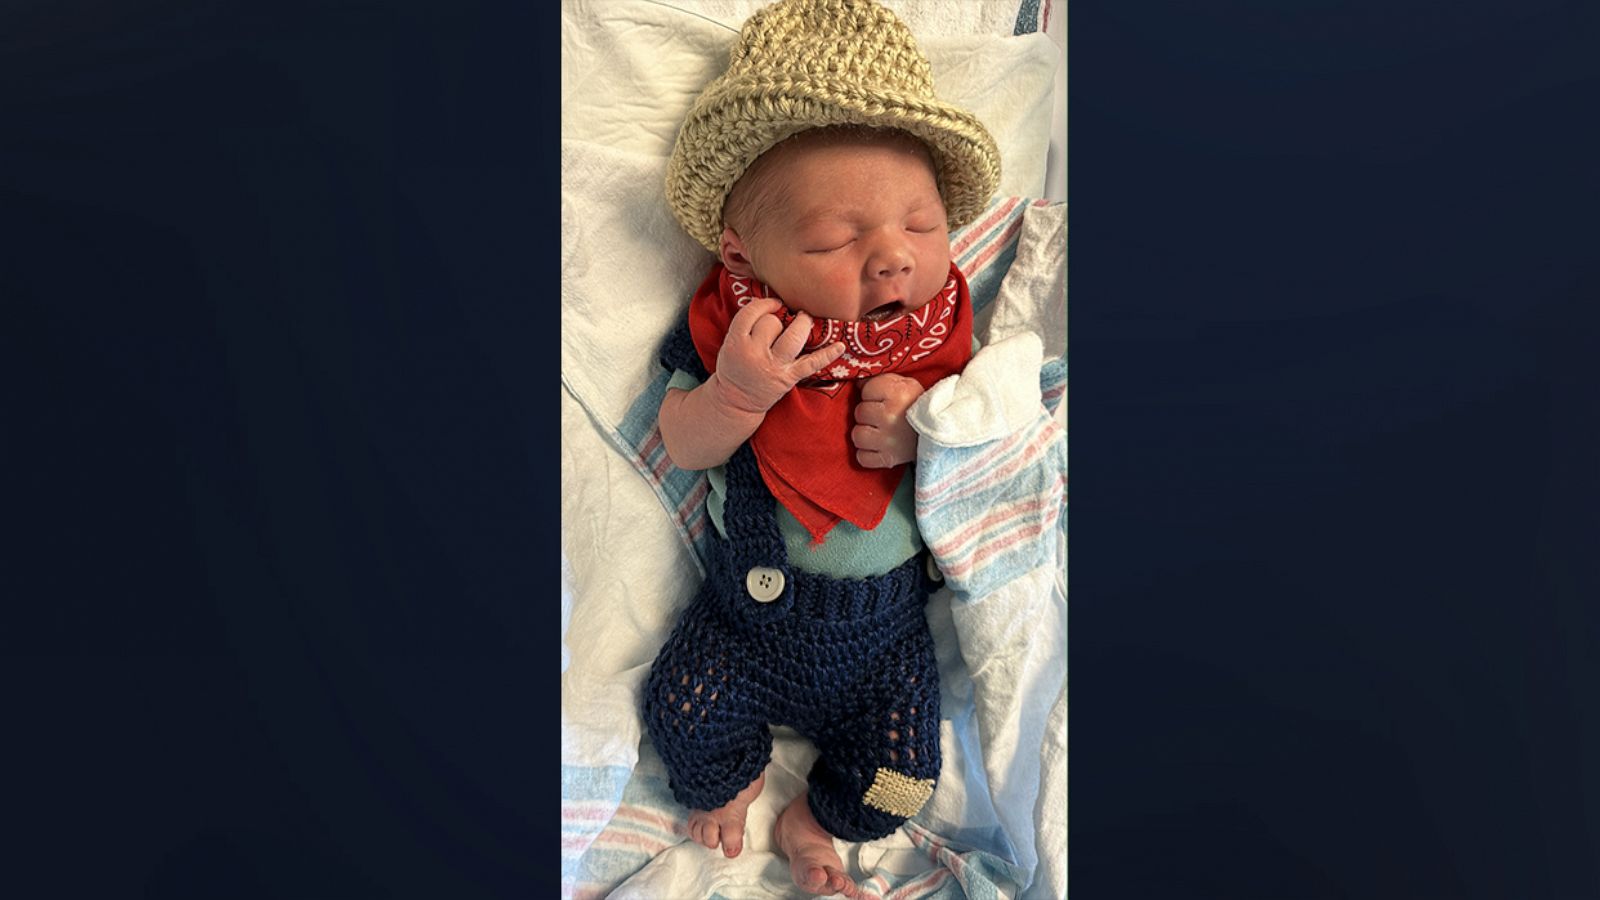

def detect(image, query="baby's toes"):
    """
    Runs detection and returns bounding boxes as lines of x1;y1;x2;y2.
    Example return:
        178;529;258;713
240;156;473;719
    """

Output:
827;868;857;897
689;816;715;849
797;864;829;892
721;819;744;857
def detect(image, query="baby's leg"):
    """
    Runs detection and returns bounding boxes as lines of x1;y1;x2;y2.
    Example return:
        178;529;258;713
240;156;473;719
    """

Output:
642;605;772;857
807;632;942;842
775;628;942;895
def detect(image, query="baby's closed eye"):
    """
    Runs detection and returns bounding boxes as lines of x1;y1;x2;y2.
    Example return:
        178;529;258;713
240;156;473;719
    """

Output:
804;239;854;254
802;231;856;253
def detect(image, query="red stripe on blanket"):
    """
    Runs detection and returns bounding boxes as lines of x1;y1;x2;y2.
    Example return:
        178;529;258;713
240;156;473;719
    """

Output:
940;498;1064;580
965;214;1028;277
916;419;1058;505
889;868;952;899
562;804;617;823
608;804;687;836
585;829;674;854
952;197;1022;257
929;485;1065;559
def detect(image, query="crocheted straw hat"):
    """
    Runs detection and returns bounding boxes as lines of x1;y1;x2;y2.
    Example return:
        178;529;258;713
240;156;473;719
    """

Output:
666;0;1003;253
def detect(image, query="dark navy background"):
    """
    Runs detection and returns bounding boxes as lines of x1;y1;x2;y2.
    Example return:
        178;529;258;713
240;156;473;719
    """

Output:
1073;0;1600;897
5;0;1599;897
3;1;557;895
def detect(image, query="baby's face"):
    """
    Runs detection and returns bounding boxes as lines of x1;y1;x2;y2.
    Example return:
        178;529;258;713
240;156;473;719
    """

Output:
727;138;952;323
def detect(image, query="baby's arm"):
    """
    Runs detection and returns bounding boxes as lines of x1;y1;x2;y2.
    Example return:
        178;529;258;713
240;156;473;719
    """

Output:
851;373;926;469
660;298;844;470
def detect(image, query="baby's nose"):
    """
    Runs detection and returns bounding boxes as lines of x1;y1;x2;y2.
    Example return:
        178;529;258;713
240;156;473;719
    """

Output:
869;242;914;279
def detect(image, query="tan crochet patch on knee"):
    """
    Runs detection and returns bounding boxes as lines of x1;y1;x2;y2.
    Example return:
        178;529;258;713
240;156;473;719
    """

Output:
861;767;935;818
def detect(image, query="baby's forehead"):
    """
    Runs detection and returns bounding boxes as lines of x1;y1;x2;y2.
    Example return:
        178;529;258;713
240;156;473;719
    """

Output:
723;127;942;234
785;192;938;225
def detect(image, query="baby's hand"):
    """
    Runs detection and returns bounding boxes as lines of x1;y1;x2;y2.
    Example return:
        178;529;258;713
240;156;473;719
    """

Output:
852;373;925;468
711;298;844;415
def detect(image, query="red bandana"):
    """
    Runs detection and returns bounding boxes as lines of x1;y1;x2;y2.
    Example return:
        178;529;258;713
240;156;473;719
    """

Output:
687;262;973;544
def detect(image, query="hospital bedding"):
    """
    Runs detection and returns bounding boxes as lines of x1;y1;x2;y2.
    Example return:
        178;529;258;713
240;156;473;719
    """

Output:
561;2;1066;896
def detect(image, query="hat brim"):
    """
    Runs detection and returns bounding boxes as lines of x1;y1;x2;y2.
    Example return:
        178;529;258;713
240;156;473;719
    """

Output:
666;78;1003;253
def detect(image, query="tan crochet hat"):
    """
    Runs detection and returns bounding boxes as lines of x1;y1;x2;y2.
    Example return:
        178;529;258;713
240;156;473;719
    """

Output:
666;0;1003;253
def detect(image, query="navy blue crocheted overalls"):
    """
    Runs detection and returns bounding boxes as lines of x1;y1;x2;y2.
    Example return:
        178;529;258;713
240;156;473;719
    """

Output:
644;324;943;843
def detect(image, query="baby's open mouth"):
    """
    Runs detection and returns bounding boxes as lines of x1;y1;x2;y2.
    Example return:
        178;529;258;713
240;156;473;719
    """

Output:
861;300;904;322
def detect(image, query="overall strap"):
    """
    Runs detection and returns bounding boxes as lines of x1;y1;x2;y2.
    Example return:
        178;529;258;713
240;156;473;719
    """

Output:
704;435;796;624
659;318;709;382
661;312;795;614
720;441;793;582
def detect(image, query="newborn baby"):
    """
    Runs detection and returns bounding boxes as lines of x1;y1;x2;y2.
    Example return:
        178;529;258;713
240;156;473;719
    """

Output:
644;1;1001;895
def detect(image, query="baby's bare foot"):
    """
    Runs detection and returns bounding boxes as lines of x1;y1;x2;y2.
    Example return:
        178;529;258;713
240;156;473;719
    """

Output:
774;791;857;897
687;772;765;858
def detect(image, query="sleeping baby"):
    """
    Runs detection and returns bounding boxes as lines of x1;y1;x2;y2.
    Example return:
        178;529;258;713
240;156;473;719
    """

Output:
643;0;1001;895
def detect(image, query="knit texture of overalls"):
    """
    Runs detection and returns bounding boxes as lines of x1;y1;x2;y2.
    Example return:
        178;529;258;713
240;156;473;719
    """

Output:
643;323;943;842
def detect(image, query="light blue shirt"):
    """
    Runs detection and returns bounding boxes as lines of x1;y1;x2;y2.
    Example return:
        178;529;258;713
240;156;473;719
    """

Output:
668;369;923;578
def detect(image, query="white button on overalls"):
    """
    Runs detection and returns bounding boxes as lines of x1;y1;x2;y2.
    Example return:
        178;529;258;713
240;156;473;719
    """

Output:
745;567;785;603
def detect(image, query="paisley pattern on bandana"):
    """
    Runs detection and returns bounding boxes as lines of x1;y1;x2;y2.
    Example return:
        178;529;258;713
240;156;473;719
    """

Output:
797;277;960;395
686;263;973;544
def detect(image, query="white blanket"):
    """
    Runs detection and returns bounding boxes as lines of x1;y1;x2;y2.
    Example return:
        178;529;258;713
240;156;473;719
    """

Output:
561;3;1066;897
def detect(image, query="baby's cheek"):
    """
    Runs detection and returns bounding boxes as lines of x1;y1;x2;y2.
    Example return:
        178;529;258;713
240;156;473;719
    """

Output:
823;266;859;296
801;269;860;320
920;258;953;298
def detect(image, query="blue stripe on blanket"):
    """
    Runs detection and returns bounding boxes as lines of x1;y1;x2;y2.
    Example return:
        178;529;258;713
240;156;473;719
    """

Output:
1041;356;1066;416
968;239;1020;318
1012;0;1042;35
1041;358;1068;545
562;763;634;801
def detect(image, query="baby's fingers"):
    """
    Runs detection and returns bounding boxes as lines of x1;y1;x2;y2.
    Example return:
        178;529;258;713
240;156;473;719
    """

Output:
771;311;815;360
861;372;921;403
853;400;890;427
852;423;908;469
789;341;846;381
728;297;784;336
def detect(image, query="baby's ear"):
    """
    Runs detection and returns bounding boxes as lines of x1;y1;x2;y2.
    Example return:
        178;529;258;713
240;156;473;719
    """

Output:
719;227;757;277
